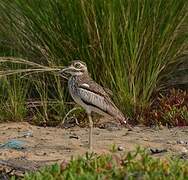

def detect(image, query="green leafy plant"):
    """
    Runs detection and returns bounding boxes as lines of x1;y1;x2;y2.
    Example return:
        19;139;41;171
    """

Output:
142;89;188;126
22;148;188;180
0;75;28;121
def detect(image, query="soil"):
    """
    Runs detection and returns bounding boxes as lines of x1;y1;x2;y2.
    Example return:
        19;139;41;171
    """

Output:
1;120;188;176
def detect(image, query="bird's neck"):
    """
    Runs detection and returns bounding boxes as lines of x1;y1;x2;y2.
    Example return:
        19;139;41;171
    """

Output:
72;72;90;79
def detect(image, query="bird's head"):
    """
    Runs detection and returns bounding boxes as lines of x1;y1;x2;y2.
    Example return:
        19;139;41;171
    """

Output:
60;60;88;77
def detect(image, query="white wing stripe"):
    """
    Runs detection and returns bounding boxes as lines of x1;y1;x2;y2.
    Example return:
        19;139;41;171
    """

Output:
81;83;90;88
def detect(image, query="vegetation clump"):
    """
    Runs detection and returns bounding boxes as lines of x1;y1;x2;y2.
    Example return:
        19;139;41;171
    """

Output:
23;148;188;180
141;89;188;126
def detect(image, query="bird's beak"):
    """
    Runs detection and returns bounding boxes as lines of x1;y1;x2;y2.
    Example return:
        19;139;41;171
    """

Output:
59;66;79;79
59;66;75;74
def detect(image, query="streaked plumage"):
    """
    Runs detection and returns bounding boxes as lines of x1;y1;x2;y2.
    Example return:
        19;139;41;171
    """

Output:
60;60;129;150
69;74;126;124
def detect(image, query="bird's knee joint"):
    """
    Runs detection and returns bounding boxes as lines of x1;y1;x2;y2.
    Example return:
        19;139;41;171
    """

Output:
89;121;93;127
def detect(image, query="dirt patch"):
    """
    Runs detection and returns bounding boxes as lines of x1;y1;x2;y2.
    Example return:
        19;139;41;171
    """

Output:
0;121;188;176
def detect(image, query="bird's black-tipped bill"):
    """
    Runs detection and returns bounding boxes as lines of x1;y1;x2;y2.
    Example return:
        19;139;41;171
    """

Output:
59;66;80;78
59;67;70;78
60;66;82;75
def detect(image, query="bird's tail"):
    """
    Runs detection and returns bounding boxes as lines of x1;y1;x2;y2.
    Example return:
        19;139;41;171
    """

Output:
107;101;133;130
116;113;133;131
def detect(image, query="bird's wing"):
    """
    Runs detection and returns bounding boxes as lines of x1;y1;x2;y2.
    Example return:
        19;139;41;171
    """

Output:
77;87;125;121
77;77;119;112
78;78;111;99
76;77;127;125
103;87;113;96
77;87;107;112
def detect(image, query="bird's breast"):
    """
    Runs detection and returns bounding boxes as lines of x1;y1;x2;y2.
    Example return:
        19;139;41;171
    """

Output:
68;78;77;99
68;77;84;106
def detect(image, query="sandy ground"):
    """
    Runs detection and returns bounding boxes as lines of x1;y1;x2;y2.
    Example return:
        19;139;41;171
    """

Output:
1;121;188;165
1;121;188;177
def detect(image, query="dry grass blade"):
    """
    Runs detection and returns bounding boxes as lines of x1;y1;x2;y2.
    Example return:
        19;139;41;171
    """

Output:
0;57;51;69
0;57;63;77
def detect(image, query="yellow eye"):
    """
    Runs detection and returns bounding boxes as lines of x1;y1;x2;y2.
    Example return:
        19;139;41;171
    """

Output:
74;63;81;68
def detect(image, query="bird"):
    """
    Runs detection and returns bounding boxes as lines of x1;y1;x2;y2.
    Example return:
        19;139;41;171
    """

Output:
60;60;131;150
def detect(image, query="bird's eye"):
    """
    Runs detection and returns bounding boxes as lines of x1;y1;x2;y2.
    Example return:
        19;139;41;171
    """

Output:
74;63;81;69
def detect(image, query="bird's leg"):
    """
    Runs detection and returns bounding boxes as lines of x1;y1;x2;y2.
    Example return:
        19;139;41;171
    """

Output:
88;113;93;151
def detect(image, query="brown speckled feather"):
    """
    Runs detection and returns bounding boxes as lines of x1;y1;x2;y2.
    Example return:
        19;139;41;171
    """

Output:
73;73;126;124
76;73;111;99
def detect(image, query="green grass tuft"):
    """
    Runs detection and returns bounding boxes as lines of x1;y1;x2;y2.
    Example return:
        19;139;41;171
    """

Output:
0;0;188;123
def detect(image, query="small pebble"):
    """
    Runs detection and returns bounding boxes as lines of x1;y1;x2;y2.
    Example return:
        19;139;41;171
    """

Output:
99;122;121;131
22;131;33;138
150;148;167;154
118;146;124;151
166;141;176;145
123;132;129;136
181;147;188;153
94;132;100;135
177;140;187;144
177;140;184;144
69;135;79;139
